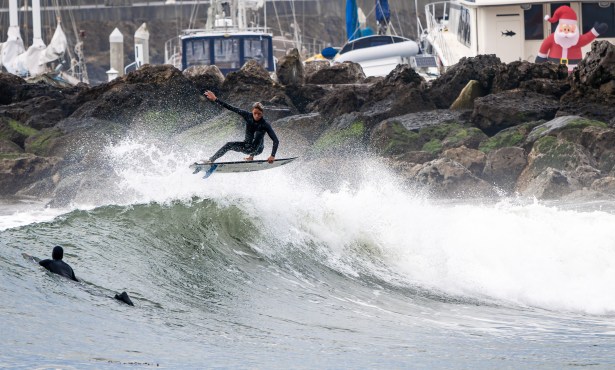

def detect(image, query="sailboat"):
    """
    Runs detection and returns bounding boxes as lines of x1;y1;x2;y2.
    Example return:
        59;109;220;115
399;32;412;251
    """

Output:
334;0;439;77
164;0;275;75
0;0;87;84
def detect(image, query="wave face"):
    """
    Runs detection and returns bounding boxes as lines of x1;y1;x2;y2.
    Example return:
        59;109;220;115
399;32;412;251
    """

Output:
2;139;615;368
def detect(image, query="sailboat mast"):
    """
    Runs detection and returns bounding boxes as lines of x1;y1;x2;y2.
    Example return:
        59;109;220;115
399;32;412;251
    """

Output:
9;0;19;27
32;0;45;47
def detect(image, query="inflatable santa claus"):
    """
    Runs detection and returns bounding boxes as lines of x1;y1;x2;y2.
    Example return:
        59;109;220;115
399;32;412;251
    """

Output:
535;5;608;72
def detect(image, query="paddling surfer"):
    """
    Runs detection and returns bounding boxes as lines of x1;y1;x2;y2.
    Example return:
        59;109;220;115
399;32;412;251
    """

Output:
35;246;134;306
203;90;279;164
38;246;78;282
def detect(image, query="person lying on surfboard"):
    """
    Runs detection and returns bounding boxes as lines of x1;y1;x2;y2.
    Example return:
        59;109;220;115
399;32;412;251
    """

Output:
203;90;279;164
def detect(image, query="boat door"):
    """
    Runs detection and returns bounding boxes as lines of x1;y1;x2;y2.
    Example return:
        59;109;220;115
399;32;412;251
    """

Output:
494;17;523;63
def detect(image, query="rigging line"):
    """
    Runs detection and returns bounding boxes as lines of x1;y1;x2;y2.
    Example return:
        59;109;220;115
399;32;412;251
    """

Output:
271;0;284;37
391;0;405;38
289;0;300;47
188;1;199;29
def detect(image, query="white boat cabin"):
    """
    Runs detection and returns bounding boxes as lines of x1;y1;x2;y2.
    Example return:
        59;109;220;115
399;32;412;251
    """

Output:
424;0;615;67
177;30;275;75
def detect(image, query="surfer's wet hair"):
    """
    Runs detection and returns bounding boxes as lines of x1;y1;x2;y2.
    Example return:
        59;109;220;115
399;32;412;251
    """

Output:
252;102;264;112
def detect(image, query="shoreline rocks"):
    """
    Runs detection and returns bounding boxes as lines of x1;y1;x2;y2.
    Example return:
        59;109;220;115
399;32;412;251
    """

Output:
2;42;615;204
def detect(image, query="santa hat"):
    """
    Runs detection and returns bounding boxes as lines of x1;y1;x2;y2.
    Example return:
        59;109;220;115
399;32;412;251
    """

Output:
545;5;577;25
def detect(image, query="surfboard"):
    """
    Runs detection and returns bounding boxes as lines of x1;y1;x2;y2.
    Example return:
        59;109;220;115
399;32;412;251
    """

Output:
22;252;41;263
189;157;298;178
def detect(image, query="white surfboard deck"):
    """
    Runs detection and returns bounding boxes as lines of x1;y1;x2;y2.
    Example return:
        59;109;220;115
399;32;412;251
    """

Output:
190;157;298;178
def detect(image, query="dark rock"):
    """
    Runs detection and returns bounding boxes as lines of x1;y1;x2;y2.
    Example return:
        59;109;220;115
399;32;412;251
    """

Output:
0;154;62;196
0;138;23;154
303;60;332;80
273;113;327;143
0;73;26;105
285;84;328;114
392;150;435;164
482;146;527;191
0;116;38;148
572;165;602;188
516;136;595;193
591;176;615;194
360;64;434;122
491;60;568;93
276;48;305;86
428;54;503;109
305;61;365;84
472;90;559;135
560;41;615;122
306;84;370;118
442;146;486;176
411;157;497;198
183;65;225;93
519;78;570;99
518;168;581;199
478;122;541;154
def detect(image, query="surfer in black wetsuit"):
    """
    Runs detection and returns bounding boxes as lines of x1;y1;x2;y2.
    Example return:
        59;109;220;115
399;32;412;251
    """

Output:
39;246;78;282
203;90;279;164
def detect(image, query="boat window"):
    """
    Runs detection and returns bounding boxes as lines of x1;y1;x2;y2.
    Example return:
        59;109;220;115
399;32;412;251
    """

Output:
457;7;471;46
524;5;544;40
340;35;407;53
185;39;211;67
549;3;570;33
214;38;240;69
582;2;615;38
243;37;269;69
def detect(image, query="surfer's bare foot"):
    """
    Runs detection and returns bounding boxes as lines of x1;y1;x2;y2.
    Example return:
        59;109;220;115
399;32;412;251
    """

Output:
244;156;254;161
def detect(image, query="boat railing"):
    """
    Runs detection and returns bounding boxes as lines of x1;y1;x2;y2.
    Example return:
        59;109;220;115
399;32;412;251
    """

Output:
178;26;272;36
422;1;455;67
164;36;182;69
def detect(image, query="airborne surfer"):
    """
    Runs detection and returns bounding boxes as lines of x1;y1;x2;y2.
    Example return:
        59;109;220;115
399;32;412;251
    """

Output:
203;90;279;164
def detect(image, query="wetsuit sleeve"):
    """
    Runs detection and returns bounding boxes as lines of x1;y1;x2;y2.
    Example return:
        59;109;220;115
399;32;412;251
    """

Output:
265;123;279;157
39;259;52;269
69;266;79;282
215;99;252;122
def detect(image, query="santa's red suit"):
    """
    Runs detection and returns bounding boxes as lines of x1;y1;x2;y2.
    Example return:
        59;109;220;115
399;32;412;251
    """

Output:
535;5;606;72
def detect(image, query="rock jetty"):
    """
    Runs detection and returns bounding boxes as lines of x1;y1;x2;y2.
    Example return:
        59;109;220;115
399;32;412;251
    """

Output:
1;41;615;204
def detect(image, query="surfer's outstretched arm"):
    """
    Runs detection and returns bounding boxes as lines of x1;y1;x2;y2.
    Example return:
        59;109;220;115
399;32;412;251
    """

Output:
203;90;251;121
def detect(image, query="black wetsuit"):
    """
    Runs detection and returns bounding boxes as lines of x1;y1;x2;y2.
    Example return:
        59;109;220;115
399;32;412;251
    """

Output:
39;259;78;282
209;99;279;162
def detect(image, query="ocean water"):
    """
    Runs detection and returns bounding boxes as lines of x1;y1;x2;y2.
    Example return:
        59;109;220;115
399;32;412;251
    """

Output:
2;139;615;369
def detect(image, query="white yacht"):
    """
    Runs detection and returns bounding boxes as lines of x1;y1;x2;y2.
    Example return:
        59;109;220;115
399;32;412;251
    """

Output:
334;0;439;78
421;0;615;68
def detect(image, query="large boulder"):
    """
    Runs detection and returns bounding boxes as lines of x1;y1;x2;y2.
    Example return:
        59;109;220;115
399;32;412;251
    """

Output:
428;54;503;109
360;64;435;123
518;167;581;199
482;146;527;191
441;146;486;176
491;60;568;94
276;48;305;86
183;64;225;93
411;157;497;198
305;61;365;84
0;154;62;196
306;84;370;118
559;41;615;121
71;64;202;123
472;90;559;135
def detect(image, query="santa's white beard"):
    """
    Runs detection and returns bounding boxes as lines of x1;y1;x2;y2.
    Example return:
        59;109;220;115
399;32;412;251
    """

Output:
554;29;580;49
